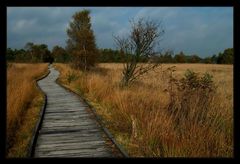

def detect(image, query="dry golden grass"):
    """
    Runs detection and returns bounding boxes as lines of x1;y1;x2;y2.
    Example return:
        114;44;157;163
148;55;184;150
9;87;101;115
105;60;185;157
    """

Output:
54;63;233;157
7;63;48;157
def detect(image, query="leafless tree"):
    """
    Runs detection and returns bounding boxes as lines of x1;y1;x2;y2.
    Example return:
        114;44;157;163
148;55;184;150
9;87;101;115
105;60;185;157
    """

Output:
114;18;165;86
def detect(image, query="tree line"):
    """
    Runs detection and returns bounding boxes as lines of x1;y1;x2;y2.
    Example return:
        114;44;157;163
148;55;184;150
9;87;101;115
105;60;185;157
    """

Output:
7;45;233;64
98;48;233;64
7;43;70;63
156;48;233;64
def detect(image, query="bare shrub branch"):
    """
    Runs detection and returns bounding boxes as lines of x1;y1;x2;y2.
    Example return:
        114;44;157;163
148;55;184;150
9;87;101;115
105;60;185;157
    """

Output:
114;18;165;86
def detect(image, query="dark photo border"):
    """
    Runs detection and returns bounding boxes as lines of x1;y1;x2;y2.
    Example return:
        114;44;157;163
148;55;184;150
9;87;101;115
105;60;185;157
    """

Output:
1;0;239;161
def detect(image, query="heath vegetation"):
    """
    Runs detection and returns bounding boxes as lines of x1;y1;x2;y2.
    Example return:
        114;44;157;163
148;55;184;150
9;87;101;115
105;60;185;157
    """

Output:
7;63;48;157
54;63;233;157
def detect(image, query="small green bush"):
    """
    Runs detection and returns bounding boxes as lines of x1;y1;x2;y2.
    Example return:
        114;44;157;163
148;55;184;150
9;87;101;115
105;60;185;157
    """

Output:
179;69;215;91
165;68;216;124
66;71;78;84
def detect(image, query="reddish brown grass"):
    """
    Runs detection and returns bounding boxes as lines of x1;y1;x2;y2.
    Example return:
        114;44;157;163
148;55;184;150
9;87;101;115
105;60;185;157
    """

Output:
54;63;233;157
7;63;48;157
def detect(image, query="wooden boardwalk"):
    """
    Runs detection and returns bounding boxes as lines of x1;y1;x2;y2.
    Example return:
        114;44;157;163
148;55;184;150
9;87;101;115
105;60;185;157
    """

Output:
34;65;114;157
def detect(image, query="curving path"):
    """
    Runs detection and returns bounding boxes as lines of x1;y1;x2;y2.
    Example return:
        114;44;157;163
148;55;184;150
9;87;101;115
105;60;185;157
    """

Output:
34;65;114;157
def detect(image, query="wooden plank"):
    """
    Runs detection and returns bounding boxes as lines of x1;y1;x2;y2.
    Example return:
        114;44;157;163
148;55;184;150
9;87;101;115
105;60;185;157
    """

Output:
36;141;106;149
35;147;110;156
37;137;104;143
37;131;103;138
43;114;92;119
35;151;113;157
39;126;101;134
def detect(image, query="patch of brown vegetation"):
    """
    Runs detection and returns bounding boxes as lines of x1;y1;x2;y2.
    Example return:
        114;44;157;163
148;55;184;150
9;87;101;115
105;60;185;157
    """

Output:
7;63;48;157
54;63;233;157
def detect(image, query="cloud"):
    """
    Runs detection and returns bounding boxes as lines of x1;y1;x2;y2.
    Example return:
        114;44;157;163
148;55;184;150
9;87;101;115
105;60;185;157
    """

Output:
7;7;233;57
150;7;233;56
14;19;36;31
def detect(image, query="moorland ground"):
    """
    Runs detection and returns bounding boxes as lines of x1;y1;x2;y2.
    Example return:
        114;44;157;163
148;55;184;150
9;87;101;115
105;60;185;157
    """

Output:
54;63;233;157
7;63;48;157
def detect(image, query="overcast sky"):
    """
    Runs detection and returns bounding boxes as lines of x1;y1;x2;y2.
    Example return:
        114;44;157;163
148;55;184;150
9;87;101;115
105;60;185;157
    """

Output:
7;7;233;57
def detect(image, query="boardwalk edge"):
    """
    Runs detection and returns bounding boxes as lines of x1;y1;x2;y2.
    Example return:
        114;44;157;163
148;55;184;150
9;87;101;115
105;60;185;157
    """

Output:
27;66;51;157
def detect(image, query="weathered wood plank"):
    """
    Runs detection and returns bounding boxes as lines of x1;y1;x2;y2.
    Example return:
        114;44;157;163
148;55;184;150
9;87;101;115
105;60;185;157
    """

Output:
43;114;92;119
35;147;110;156
40;126;98;131
35;151;113;157
36;137;105;145
34;65;114;157
36;140;106;149
37;131;103;138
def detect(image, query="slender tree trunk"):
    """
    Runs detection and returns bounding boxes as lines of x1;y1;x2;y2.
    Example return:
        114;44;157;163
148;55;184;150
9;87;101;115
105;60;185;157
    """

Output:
31;51;33;62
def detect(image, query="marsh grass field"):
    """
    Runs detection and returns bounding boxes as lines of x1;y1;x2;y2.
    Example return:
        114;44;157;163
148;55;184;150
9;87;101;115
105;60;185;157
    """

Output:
55;63;233;157
7;63;48;157
6;63;233;157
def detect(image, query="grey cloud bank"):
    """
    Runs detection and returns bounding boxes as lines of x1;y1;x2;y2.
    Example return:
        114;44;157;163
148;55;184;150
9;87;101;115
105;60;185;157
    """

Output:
7;7;233;57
